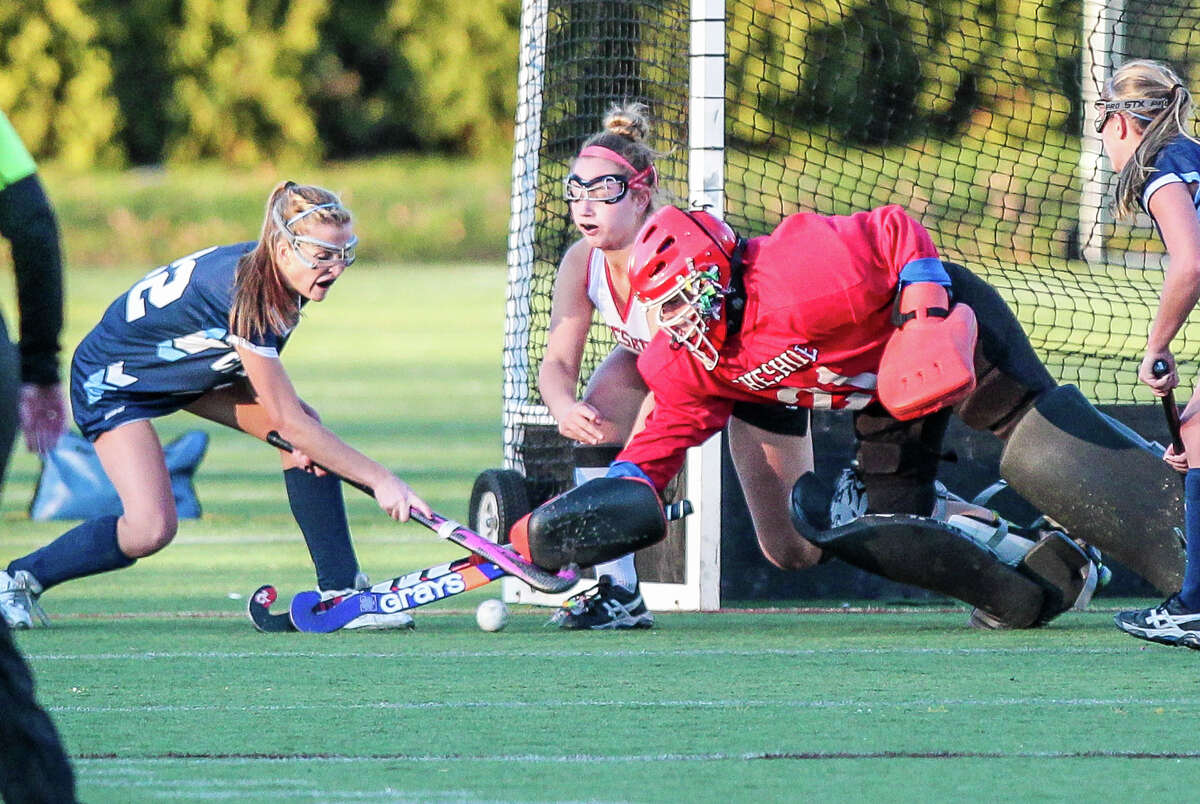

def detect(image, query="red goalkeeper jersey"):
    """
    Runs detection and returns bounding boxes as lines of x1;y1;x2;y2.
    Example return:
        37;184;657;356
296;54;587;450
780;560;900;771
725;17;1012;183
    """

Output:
618;204;944;489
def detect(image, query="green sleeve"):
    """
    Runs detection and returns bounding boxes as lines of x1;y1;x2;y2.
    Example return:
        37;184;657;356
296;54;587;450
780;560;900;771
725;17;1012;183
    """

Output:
0;112;37;189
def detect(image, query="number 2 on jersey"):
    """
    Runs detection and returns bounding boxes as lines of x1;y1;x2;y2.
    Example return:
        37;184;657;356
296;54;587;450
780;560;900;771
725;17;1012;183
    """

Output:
124;246;217;322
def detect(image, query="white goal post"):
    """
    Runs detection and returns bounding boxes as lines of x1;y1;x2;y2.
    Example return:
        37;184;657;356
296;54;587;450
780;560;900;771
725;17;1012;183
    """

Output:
499;0;724;611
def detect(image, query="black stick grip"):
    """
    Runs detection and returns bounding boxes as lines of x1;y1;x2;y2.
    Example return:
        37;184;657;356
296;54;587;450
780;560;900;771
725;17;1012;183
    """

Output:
1151;359;1185;453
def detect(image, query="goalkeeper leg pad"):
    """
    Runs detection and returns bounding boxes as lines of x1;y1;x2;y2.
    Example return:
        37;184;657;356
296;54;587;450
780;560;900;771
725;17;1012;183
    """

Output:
1016;531;1095;621
1000;384;1185;596
523;478;666;571
806;514;1047;628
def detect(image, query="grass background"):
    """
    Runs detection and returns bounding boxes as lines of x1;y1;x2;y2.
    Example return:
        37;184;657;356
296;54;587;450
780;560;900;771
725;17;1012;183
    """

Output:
35;155;514;268
0;163;1198;801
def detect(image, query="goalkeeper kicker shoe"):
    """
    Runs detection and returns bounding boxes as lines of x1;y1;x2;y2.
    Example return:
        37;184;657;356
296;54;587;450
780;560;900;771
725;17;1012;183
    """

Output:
1114;595;1200;650
0;570;49;629
550;576;654;630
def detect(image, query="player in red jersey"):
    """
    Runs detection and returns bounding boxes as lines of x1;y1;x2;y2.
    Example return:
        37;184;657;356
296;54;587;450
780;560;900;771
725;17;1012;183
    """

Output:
619;204;992;500
572;203;1186;626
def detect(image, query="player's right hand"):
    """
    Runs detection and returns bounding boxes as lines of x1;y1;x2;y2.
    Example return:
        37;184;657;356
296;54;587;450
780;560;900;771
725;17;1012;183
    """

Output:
1163;443;1188;474
557;401;606;444
1139;351;1177;396
374;475;432;522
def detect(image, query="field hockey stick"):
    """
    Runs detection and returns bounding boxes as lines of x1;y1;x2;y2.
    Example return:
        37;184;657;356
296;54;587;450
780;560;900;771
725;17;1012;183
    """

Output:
1151;359;1185;455
265;431;579;593
247;553;507;633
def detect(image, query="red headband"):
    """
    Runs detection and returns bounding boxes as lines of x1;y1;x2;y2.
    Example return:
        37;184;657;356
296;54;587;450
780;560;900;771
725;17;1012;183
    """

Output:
578;145;657;190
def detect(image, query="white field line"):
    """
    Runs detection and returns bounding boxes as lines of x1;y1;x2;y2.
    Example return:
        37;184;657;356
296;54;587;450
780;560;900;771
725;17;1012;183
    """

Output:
81;768;471;802
79;775;518;803
73;750;1200;765
40;604;1142;621
47;696;1200;715
23;646;1145;661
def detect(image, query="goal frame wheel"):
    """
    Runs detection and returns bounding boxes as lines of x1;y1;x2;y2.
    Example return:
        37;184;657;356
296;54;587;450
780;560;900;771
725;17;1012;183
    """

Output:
469;468;531;544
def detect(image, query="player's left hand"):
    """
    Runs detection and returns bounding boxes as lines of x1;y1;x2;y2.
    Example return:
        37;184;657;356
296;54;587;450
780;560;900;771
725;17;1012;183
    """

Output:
19;383;67;454
1163;442;1188;474
286;448;327;477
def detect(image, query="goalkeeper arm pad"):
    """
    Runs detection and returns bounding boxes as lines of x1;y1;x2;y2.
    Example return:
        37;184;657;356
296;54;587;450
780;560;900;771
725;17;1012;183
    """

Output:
877;282;978;421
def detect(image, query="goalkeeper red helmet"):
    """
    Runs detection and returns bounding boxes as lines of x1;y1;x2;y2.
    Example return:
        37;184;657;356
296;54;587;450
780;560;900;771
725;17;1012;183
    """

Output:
628;206;738;369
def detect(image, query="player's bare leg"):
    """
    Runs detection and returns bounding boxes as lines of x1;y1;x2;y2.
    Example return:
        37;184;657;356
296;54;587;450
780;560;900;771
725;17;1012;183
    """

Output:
579;347;650;445
728;417;821;570
2;421;167;626
94;422;178;558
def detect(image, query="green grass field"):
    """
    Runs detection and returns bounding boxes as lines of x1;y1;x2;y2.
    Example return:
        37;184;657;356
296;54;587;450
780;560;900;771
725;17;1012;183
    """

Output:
2;264;1199;803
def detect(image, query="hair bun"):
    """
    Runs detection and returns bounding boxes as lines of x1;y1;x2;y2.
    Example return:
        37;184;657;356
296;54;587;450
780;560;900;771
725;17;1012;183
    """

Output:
603;102;650;142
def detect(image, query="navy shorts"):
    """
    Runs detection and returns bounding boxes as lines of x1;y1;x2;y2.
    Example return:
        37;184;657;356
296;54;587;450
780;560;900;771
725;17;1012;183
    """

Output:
70;359;204;442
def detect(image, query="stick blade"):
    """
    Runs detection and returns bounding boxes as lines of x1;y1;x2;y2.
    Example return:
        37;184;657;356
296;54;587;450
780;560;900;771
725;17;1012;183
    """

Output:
247;584;297;633
287;590;373;633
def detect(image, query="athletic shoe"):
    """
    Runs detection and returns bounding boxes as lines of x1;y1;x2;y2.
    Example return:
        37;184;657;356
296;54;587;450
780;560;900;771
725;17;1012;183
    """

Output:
966;607;1012;630
829;467;866;527
0;570;49;629
315;587;415;631
549;576;654;630
1114;594;1200;650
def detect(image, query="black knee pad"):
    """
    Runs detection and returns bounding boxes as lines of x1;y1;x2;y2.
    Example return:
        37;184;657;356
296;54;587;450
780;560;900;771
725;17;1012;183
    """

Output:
944;262;1055;437
853;404;949;515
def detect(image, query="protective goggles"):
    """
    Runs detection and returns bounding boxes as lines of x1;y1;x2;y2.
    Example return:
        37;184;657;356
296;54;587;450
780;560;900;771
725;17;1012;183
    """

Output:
564;173;629;204
274;202;357;269
1093;97;1171;133
289;233;358;270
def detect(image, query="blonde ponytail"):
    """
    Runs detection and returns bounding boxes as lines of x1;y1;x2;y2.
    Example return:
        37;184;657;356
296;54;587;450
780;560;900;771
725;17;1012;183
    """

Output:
1103;60;1197;219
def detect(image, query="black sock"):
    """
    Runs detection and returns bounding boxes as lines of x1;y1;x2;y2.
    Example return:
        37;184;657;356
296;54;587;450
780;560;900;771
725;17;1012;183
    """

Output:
283;468;359;590
9;515;133;591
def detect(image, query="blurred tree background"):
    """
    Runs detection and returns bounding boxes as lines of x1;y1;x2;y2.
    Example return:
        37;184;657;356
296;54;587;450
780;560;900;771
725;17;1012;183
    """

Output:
14;0;1194;171
0;0;1195;267
0;0;521;168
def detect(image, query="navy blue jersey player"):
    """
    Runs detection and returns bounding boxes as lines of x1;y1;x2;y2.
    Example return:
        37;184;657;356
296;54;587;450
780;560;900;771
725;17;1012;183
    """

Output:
1097;60;1200;649
0;181;431;631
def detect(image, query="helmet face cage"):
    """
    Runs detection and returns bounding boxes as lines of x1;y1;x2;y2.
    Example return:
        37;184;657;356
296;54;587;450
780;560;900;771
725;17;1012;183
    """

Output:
652;260;726;370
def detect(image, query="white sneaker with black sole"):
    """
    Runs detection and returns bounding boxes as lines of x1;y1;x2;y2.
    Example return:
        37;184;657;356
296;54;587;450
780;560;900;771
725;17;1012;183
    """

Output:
0;570;50;629
550;576;654;630
1114;594;1200;650
317;586;415;631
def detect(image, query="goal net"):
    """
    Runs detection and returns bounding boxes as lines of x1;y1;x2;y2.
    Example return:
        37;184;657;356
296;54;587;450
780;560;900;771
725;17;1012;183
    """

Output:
501;0;1199;609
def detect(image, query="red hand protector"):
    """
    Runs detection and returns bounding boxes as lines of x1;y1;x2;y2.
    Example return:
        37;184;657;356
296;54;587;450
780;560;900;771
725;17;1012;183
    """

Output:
877;283;978;421
508;512;533;561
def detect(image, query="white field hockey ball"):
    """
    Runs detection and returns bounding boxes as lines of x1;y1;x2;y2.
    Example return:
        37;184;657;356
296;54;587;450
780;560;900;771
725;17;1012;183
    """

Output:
475;598;509;632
